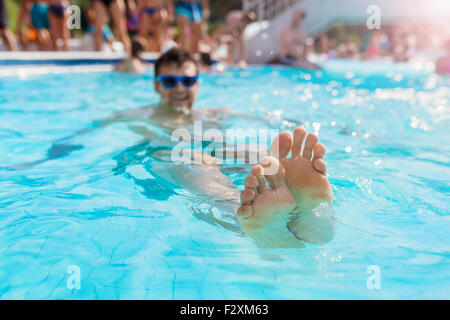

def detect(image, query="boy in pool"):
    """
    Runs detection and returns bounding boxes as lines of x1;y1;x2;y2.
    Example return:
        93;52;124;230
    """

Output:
8;48;335;247
149;48;335;247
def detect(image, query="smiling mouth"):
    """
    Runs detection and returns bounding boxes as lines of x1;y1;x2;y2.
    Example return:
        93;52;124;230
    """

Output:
172;95;189;104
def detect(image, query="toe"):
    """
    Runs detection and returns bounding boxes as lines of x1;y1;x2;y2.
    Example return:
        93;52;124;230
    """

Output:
313;159;327;174
291;127;307;159
251;165;267;192
261;156;286;189
302;133;318;160
244;174;258;189
240;187;256;204
312;143;326;161
237;205;253;218
271;131;293;160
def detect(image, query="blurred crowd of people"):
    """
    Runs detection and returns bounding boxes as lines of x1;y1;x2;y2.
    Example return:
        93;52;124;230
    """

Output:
1;1;449;74
0;0;260;68
0;0;209;52
274;9;450;74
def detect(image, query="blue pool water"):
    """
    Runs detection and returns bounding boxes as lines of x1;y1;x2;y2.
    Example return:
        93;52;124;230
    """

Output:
0;61;449;299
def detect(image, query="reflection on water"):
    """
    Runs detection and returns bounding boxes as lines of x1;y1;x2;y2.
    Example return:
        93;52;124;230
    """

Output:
0;61;449;299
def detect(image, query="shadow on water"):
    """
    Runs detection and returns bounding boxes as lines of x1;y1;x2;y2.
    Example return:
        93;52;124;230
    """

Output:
111;141;179;202
111;139;242;233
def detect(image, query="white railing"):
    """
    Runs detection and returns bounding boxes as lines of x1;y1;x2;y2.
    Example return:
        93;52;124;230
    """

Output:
243;0;303;21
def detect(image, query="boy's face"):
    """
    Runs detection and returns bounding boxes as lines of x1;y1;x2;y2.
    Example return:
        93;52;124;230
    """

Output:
154;62;200;111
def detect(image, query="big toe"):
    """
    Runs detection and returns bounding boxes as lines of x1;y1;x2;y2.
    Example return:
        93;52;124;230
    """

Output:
271;131;293;160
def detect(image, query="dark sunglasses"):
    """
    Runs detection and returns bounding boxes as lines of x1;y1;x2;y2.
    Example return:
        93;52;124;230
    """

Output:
155;75;199;89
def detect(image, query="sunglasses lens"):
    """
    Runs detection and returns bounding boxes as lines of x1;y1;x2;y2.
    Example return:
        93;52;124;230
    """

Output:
182;77;197;87
162;77;176;88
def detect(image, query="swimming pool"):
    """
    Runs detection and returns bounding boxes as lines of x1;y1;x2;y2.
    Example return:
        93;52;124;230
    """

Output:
0;60;449;299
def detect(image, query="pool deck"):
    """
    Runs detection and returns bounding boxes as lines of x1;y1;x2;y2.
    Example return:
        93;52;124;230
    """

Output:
0;51;161;66
0;51;161;77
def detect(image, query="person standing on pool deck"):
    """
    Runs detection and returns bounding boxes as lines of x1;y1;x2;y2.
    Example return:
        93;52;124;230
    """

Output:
48;0;70;50
279;9;320;70
133;0;174;52
176;0;209;53
30;0;52;50
150;48;335;247
213;10;256;68
91;0;131;52
0;0;18;50
16;0;33;51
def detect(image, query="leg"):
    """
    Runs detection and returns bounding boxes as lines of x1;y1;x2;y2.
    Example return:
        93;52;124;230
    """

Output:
92;0;106;51
61;13;70;51
137;11;151;50
237;35;247;68
109;0;131;52
192;21;202;53
226;41;234;65
36;28;50;50
48;12;58;50
176;14;191;51
152;10;165;52
0;28;17;50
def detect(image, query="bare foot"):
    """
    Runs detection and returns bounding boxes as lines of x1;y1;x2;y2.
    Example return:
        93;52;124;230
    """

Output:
279;128;333;211
237;128;334;247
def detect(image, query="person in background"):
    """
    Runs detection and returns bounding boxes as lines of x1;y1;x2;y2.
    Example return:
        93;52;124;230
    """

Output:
176;0;209;53
16;0;33;50
48;0;70;50
213;10;256;68
30;0;51;50
114;36;150;73
0;0;17;50
436;39;450;75
126;0;139;34
390;28;409;62
161;25;177;52
134;0;174;52
84;0;115;50
279;9;321;70
317;33;337;60
91;0;131;52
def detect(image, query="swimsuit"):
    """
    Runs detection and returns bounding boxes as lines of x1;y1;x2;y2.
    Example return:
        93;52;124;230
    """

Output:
0;0;7;29
176;1;203;23
127;12;139;32
88;24;114;40
49;4;66;17
31;3;50;29
280;55;297;66
142;7;161;17
101;0;113;8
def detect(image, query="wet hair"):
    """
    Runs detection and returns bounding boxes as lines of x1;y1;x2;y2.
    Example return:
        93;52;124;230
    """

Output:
154;48;199;77
131;37;146;58
200;52;214;67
